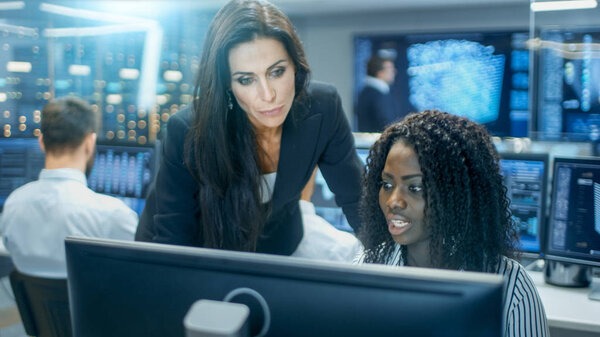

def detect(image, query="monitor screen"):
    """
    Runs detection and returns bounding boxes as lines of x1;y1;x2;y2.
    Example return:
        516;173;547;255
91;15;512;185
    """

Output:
87;141;157;215
0;138;45;211
65;237;504;337
498;153;549;255
313;147;370;232
545;157;600;267
354;31;530;137
537;28;600;141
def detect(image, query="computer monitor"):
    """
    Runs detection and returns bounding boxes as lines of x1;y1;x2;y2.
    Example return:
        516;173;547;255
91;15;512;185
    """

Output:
354;30;530;137
65;237;504;337
313;146;370;232
0;138;45;211
536;28;600;141
87;141;157;215
498;153;549;256
544;157;600;268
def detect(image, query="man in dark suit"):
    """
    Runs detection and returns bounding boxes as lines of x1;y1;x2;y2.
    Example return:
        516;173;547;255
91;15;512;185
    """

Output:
356;55;398;132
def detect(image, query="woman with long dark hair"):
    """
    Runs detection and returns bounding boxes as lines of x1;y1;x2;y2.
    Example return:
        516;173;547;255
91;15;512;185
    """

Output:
136;0;362;255
358;110;548;337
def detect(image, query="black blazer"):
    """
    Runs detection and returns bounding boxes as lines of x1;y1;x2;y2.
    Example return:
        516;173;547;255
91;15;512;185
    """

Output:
136;82;363;255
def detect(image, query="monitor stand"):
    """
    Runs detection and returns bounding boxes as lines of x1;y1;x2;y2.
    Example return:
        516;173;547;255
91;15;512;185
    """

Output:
544;260;600;301
589;282;600;301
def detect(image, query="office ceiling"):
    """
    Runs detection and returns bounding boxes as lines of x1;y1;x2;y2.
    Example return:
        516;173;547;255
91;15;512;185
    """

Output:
273;0;529;16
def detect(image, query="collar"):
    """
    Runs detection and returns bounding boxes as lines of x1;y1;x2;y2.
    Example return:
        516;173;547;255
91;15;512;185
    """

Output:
39;168;87;185
364;76;390;94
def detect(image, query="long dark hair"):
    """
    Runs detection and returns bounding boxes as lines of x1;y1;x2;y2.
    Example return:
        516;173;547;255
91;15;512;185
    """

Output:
185;0;310;251
359;110;518;272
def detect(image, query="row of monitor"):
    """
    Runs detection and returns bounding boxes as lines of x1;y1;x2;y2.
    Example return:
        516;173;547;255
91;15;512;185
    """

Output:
314;148;600;269
1;136;599;269
354;27;600;141
0;138;158;215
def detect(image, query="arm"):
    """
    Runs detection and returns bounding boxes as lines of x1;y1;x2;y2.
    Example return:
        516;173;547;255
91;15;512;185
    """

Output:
150;110;201;246
317;87;363;233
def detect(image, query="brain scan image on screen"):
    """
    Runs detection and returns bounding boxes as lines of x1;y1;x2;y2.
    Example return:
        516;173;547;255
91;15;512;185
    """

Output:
407;40;505;124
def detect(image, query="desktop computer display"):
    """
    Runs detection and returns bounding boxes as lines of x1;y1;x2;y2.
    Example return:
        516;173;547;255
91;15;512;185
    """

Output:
66;237;504;337
537;28;600;141
0;138;45;211
498;153;549;255
355;30;530;137
313;147;369;232
87;142;157;215
545;157;600;267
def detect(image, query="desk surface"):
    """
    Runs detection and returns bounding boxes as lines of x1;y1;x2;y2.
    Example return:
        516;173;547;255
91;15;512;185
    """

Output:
528;270;600;333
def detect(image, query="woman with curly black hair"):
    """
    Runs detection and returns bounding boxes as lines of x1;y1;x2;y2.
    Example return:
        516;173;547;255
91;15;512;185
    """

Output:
357;110;548;337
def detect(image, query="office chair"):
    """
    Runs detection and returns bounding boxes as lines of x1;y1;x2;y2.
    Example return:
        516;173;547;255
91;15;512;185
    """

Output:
9;270;72;337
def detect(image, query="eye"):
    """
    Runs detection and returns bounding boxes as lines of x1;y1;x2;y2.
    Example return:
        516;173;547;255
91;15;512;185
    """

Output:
408;185;423;193
237;76;254;86
381;180;393;192
270;67;285;78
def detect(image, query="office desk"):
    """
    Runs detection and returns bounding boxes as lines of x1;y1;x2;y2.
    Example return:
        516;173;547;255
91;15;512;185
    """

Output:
528;271;600;336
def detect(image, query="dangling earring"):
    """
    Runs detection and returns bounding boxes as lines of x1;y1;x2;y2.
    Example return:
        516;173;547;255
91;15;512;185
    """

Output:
227;91;233;111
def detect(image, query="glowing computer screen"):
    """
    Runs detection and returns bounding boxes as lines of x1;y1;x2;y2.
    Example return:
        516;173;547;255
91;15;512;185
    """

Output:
354;31;530;137
537;28;600;141
0;138;45;211
545;157;600;267
87;142;157;215
313;147;369;232
498;153;549;255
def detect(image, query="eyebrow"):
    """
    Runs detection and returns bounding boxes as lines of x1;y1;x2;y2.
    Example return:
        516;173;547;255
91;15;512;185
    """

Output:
231;59;288;77
382;171;423;181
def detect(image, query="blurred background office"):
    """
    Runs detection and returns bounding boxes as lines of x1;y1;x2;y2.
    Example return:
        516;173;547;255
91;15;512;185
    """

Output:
1;0;600;336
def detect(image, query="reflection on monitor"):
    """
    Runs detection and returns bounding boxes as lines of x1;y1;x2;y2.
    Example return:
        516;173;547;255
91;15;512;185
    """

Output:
537;28;600;141
66;237;503;337
87;142;156;215
0;138;45;211
498;153;549;255
355;31;530;137
545;157;600;267
313;147;369;232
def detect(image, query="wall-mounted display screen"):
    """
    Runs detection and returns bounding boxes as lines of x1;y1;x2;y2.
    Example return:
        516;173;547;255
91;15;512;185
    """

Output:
537;28;600;141
355;31;530;137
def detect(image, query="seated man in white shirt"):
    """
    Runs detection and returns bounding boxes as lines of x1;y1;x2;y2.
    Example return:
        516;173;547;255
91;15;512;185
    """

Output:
0;97;138;278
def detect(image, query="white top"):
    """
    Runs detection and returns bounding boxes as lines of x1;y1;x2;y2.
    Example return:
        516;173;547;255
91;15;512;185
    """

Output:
291;200;362;262
0;168;138;278
260;172;277;204
364;76;390;94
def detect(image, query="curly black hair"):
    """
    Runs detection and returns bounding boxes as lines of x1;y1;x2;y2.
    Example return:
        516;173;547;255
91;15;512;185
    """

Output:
359;110;518;272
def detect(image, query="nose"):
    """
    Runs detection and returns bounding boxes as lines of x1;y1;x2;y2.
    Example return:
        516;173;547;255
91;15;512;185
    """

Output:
387;189;407;211
259;79;276;102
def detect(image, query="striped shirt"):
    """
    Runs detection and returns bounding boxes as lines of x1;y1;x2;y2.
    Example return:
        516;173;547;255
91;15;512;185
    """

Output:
355;244;549;337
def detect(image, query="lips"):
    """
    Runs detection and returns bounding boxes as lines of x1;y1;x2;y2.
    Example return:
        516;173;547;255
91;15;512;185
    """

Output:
259;105;283;116
387;216;412;236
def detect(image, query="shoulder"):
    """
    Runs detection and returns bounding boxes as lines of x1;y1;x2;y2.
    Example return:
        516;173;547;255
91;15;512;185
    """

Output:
305;81;341;110
498;256;548;336
93;193;135;216
167;104;194;130
306;81;338;97
3;181;37;205
497;257;541;314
